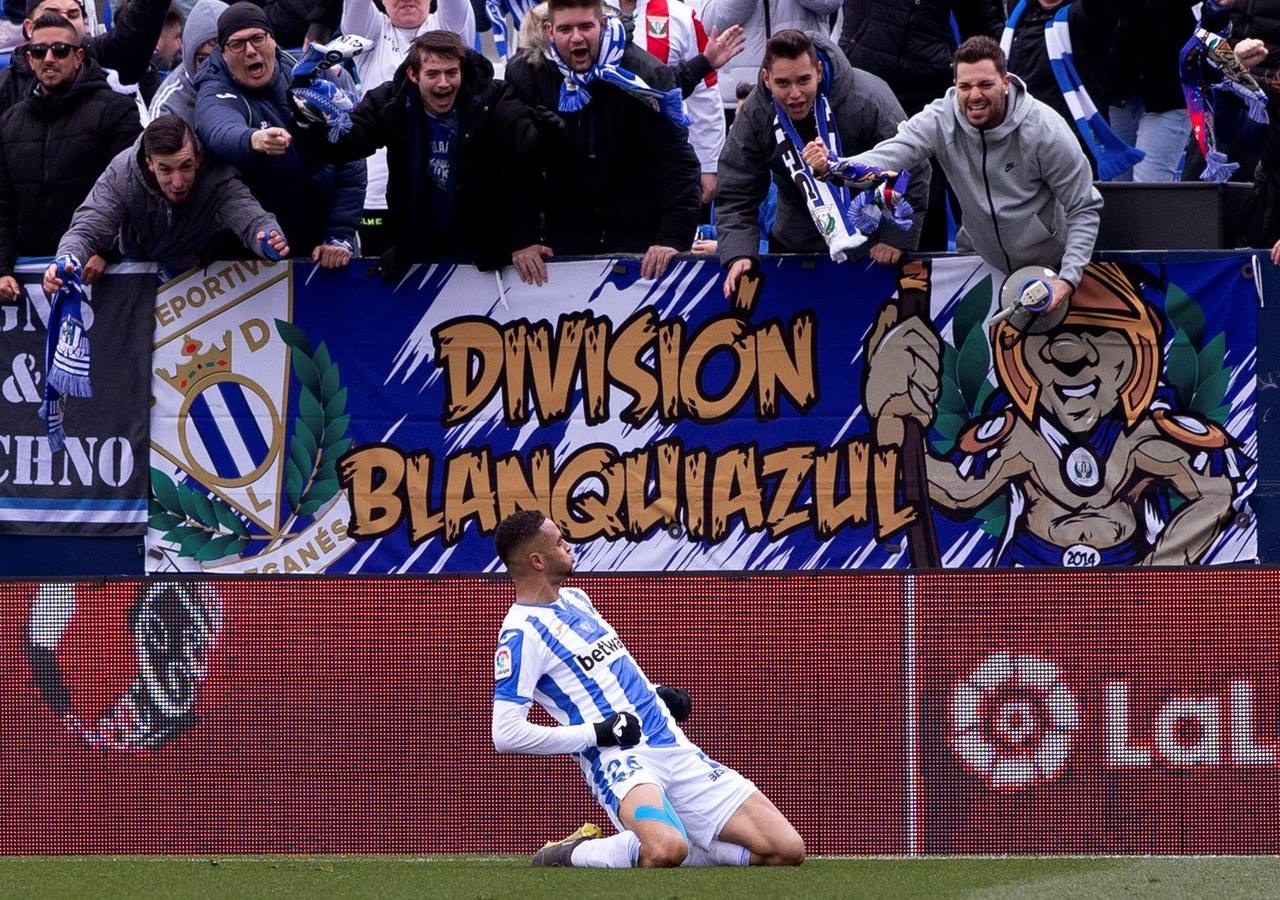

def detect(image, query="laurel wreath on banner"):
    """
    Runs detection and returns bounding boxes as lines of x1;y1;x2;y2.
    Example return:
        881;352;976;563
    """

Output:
928;275;1233;535
274;318;353;521
1163;282;1231;425
149;468;250;561
928;275;1008;537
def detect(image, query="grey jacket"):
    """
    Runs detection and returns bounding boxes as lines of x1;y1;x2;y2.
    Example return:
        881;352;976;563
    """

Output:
848;74;1102;286
699;0;842;106
148;0;228;125
716;35;929;264
58;141;280;269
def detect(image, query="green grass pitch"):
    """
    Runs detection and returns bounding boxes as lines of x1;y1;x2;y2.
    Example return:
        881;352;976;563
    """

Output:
2;857;1279;899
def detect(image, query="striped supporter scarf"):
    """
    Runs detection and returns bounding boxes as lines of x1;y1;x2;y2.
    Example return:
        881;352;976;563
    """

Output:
1179;26;1270;182
1001;0;1143;181
485;0;540;60
546;15;690;127
773;91;911;262
39;255;91;454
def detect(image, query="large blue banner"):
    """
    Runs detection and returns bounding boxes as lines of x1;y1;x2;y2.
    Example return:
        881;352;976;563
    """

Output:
145;254;1259;573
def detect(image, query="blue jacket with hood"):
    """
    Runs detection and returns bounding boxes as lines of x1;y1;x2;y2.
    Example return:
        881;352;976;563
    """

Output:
194;44;365;250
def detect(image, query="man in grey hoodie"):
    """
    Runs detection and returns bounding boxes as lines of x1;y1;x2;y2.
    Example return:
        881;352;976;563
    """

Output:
804;34;1101;311
147;0;227;124
47;114;287;289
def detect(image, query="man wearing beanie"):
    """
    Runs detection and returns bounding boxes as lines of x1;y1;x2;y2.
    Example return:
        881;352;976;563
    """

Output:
149;0;227;124
194;1;366;268
0;0;173;113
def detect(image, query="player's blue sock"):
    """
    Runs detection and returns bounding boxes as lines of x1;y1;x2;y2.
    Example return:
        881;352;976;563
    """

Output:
568;831;640;868
682;840;751;867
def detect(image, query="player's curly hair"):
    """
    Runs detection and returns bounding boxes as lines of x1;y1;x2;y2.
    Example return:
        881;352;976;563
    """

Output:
495;509;547;564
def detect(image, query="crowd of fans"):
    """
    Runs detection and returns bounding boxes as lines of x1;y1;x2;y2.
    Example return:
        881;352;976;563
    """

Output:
1;0;1279;302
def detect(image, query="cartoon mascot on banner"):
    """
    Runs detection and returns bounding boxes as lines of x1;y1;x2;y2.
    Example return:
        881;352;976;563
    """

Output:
864;260;1251;567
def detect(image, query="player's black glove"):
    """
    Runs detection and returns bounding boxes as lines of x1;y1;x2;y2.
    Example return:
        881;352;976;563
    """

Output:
656;685;692;722
594;711;642;748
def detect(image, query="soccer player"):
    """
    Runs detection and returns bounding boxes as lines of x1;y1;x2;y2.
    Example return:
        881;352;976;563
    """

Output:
490;509;806;868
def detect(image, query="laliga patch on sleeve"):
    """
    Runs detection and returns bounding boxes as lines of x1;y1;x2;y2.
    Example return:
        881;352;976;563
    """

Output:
494;645;513;680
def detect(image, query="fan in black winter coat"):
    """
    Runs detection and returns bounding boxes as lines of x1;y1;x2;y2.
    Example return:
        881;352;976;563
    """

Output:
0;0;171;114
0;56;142;284
296;43;541;278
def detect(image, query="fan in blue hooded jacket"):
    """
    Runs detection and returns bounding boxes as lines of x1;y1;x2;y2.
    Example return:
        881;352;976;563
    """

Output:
193;1;365;268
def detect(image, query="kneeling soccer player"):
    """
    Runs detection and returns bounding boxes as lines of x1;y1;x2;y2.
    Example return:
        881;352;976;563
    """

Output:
490;510;806;868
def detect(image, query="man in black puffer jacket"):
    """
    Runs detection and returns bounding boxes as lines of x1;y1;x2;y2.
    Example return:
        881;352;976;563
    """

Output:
504;0;699;280
0;0;171;115
0;12;141;299
296;30;542;280
840;0;1003;116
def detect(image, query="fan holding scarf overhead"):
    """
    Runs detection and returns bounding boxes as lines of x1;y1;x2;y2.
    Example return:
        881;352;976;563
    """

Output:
716;28;929;300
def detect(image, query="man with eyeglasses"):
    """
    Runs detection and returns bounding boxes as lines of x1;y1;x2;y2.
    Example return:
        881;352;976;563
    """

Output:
194;1;365;269
0;0;175;114
0;11;141;301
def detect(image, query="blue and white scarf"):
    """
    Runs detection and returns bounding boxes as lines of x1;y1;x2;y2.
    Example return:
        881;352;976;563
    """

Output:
291;78;360;143
826;158;914;234
547;16;690;127
1001;0;1144;181
289;36;371;142
485;0;540;60
39;255;91;454
773;92;870;262
1179;27;1270;182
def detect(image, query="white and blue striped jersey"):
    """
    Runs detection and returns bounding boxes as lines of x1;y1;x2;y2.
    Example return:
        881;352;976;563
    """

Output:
493;587;690;753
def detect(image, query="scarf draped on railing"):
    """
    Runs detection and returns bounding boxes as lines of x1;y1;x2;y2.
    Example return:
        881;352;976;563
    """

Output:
40;255;91;454
546;16;690;127
1001;0;1143;180
1179;26;1271;182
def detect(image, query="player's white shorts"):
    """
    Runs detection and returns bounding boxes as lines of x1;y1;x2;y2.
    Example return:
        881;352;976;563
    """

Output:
577;743;757;849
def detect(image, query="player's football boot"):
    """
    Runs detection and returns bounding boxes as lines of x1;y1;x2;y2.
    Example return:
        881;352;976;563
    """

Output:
530;822;603;867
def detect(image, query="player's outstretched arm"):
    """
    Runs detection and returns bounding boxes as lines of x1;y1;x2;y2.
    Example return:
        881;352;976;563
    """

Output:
492;702;642;755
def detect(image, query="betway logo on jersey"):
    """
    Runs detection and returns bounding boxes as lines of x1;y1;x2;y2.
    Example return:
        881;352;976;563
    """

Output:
949;652;1280;792
576;636;626;671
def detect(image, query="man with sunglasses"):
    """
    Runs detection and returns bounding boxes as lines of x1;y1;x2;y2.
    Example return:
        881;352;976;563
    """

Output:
0;11;141;301
0;0;174;114
194;1;365;269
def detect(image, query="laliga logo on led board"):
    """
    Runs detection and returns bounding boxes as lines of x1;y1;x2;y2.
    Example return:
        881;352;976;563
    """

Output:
949;653;1079;792
1106;680;1279;769
951;653;1280;789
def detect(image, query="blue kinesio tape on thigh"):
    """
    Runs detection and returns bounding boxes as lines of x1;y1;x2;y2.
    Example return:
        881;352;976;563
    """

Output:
634;796;688;840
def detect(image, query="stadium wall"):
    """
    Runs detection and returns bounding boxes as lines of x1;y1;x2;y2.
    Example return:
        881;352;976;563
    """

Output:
3;570;1278;856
